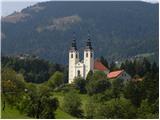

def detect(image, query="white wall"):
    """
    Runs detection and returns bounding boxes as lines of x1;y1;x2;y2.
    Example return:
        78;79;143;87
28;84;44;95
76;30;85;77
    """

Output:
84;50;94;78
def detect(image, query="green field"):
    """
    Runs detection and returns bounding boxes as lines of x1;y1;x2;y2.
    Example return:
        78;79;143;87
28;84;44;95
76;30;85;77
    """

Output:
1;104;31;119
1;91;88;119
1;102;75;119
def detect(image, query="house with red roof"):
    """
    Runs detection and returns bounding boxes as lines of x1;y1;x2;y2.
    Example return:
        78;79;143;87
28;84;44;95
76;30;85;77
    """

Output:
107;69;131;81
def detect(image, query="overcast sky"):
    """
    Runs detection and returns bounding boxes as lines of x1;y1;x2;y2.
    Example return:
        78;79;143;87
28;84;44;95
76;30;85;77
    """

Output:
1;0;159;17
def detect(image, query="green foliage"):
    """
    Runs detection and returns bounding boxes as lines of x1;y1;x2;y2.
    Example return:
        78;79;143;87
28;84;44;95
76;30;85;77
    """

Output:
124;81;144;107
2;68;26;107
137;99;158;119
109;61;118;71
85;97;136;119
18;85;59;119
62;91;83;117
2;56;65;83
48;71;64;89
74;77;86;93
86;70;93;81
93;71;107;80
86;79;111;95
141;72;159;103
100;56;108;68
112;78;124;99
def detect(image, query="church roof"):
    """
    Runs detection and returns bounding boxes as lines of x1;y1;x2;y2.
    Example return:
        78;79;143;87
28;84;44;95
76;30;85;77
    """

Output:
107;70;124;79
94;59;108;71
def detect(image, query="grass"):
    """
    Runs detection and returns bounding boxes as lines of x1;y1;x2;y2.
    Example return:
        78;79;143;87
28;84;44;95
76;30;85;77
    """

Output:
1;104;31;119
55;108;76;119
1;91;89;119
53;91;90;117
1;102;75;119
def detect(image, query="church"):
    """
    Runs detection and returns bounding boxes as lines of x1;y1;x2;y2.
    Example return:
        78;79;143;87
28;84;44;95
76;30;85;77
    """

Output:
68;34;94;83
68;34;131;83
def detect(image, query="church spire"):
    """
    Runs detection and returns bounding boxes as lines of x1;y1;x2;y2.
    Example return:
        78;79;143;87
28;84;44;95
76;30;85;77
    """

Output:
85;31;92;50
70;32;77;51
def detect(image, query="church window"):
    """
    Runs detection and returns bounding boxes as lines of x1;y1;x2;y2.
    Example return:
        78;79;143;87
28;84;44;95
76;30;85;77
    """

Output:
86;52;88;57
76;54;78;58
77;70;80;76
71;54;73;58
91;53;92;58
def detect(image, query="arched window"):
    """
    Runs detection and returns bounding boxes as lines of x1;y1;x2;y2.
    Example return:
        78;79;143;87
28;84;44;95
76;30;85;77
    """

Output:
71;54;73;58
86;52;88;57
76;54;78;58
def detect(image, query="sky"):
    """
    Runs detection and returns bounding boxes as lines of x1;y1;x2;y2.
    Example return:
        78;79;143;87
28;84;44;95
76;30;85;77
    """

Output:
1;0;159;17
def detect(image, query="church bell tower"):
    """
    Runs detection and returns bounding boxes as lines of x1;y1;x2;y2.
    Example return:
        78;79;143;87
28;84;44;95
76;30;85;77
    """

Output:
68;33;79;83
84;33;94;78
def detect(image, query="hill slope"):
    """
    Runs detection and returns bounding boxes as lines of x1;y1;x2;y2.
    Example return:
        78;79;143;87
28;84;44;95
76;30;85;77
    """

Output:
2;1;159;64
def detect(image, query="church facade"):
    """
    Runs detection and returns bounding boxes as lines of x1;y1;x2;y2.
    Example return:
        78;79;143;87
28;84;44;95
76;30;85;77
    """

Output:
68;35;94;83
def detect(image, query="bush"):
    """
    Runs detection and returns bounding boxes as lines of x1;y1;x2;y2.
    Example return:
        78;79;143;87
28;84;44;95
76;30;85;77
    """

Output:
85;98;136;119
48;71;64;89
62;91;83;117
74;77;86;93
86;79;111;95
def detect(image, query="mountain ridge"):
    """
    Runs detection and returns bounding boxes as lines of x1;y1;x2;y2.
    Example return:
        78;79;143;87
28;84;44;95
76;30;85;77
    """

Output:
2;1;158;64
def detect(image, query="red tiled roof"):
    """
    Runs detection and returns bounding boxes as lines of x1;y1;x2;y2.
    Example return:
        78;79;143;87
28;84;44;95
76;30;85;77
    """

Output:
94;59;108;71
107;70;124;79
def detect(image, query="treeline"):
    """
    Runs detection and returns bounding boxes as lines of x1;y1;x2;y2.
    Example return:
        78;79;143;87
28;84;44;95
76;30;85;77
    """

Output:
100;56;158;77
2;56;68;83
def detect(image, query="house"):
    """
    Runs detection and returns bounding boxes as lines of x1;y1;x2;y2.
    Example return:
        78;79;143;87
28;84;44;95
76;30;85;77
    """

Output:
107;69;131;81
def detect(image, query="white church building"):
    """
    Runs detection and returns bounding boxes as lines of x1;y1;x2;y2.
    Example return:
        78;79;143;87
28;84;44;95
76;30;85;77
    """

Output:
68;34;94;83
68;34;131;83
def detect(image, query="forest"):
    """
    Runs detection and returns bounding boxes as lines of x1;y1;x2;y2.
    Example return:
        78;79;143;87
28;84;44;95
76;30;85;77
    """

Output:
1;55;159;119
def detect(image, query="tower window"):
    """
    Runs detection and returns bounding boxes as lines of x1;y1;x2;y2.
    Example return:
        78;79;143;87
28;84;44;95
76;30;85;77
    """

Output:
76;53;78;58
77;70;80;77
86;52;88;57
71;54;73;58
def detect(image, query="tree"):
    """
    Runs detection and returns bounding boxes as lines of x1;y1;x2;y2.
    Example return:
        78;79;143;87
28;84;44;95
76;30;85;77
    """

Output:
86;79;111;95
48;71;64;89
141;72;158;103
93;71;107;81
62;91;82;117
123;81;143;107
137;99;158;119
112;78;124;99
151;62;158;73
2;68;26;107
85;98;136;119
86;70;93;81
74;77;86;93
109;61;117;71
18;85;59;118
100;56;108;68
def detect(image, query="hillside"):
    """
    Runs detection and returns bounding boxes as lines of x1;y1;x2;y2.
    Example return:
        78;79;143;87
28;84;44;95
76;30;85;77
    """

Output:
2;1;159;64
